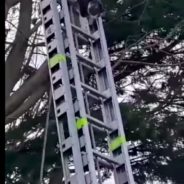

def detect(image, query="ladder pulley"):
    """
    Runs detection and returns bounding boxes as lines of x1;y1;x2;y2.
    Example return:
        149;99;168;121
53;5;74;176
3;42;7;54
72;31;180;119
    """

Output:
78;0;103;17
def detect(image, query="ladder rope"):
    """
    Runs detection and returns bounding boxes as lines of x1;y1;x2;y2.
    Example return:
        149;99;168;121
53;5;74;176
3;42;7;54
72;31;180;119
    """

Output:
39;89;52;184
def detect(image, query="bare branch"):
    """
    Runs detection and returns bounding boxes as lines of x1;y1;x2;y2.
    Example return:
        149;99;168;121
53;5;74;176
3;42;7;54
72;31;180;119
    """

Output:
117;60;184;67
29;20;42;37
114;39;180;81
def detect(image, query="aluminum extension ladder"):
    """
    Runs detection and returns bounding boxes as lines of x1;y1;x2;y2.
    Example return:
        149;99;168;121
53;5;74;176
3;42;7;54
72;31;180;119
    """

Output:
40;0;135;183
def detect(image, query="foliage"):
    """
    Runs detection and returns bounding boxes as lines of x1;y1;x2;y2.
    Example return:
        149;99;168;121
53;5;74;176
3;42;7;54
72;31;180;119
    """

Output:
6;112;61;183
121;103;184;183
103;0;184;46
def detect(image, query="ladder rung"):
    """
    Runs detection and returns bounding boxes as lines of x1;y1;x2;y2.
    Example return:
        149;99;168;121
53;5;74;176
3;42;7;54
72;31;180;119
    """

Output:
43;10;53;24
68;68;74;80
70;80;98;102
71;87;99;102
93;150;120;165
62;137;72;153
91;124;107;132
56;102;67;117
73;100;79;113
53;85;64;100
80;62;95;72
76;33;99;46
40;0;50;12
81;152;88;167
81;83;111;99
51;69;62;83
64;38;69;49
114;154;126;167
97;158;113;170
48;40;57;53
79;136;86;148
45;25;55;38
86;115;113;131
76;34;90;44
76;53;104;69
71;24;99;41
85;92;100;101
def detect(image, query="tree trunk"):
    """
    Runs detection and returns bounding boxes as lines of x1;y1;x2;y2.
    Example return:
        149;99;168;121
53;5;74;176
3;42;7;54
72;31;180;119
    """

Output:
5;0;32;100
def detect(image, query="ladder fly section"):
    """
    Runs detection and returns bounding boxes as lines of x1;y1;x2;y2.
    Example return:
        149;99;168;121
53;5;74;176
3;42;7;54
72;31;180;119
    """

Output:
40;0;135;183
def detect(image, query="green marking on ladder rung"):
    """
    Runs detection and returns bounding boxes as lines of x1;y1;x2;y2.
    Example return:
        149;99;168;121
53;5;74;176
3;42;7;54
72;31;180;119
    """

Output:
109;136;126;151
76;118;89;130
48;54;66;68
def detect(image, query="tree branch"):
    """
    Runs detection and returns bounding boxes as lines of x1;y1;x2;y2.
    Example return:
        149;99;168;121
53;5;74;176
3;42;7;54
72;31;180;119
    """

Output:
29;20;42;37
116;59;184;67
114;40;180;81
6;84;48;124
6;61;49;116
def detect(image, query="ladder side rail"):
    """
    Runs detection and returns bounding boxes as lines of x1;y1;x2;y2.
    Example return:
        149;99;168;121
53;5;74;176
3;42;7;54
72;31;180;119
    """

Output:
82;18;128;183
40;1;68;179
60;0;98;183
73;10;135;182
40;1;87;183
71;11;104;183
97;17;135;184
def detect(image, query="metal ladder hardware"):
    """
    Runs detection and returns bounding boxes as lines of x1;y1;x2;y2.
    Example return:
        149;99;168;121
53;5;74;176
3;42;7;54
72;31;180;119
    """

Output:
40;0;135;183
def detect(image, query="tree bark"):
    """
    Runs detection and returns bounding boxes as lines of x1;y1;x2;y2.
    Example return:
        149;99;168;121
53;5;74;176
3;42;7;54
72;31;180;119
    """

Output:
6;61;49;117
5;0;32;100
6;83;48;124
